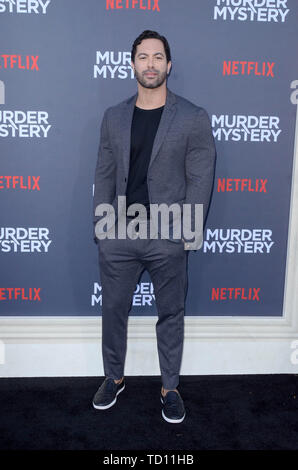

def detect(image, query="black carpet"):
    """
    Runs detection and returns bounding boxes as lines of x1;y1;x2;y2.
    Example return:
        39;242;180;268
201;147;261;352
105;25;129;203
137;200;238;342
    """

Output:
0;374;297;450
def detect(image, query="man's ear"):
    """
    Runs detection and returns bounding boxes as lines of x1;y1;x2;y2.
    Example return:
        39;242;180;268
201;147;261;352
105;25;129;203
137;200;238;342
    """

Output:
167;60;172;75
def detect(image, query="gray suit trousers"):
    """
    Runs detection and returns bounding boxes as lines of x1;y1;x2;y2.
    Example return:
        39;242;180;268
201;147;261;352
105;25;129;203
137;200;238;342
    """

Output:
97;215;189;390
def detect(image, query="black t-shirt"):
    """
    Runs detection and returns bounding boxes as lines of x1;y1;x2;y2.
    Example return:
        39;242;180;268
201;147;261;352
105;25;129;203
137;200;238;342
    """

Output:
126;105;164;218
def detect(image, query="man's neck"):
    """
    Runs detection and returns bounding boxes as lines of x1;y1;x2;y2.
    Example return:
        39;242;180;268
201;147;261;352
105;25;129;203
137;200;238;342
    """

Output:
135;85;167;110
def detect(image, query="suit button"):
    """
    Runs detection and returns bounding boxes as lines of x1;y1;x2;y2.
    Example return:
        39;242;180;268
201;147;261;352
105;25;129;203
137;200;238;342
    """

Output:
124;178;127;182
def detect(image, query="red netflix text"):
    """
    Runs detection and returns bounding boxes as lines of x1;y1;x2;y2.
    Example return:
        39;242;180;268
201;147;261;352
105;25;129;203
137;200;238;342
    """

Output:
212;288;260;301
0;288;41;301
0;55;39;70
106;0;160;10
223;61;275;77
0;176;40;190
217;178;267;193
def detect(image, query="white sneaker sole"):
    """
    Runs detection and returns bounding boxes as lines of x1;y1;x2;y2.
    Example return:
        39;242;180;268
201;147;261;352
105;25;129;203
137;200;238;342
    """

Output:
161;409;185;423
93;383;125;410
160;396;185;423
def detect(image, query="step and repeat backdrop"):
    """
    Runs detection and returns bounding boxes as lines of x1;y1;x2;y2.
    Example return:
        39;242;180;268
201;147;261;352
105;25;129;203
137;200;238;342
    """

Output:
0;0;297;317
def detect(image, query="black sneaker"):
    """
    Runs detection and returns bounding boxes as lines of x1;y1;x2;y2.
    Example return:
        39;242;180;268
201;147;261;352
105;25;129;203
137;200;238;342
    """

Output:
160;390;186;423
92;377;125;410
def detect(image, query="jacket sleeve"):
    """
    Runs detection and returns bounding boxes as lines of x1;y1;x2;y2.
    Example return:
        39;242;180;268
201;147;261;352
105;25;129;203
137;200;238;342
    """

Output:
93;109;116;242
184;107;216;238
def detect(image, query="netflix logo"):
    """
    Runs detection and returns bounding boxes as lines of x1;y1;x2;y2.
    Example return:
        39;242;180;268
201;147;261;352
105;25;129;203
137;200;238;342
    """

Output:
106;0;160;11
0;55;39;70
0;176;40;190
0;287;41;301
217;178;268;192
211;287;261;301
223;61;275;77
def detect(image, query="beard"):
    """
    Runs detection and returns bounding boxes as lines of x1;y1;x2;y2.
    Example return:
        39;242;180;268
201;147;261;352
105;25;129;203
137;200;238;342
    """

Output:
134;68;168;89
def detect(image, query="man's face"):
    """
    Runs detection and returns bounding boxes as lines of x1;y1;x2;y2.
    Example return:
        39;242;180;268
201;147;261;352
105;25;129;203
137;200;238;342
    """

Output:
131;38;171;90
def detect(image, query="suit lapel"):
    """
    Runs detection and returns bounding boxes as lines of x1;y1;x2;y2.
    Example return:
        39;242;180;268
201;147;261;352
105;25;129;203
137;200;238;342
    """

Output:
121;88;177;178
148;88;176;171
121;92;138;177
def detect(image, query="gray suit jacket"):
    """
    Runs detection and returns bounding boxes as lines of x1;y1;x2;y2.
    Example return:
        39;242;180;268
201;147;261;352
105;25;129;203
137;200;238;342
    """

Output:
93;87;216;249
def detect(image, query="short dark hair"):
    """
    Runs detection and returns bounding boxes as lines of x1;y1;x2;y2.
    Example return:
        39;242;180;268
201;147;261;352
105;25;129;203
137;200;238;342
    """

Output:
131;30;171;63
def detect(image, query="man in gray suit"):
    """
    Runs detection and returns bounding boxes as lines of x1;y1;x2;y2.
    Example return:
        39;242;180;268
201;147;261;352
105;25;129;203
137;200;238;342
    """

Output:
92;30;216;423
